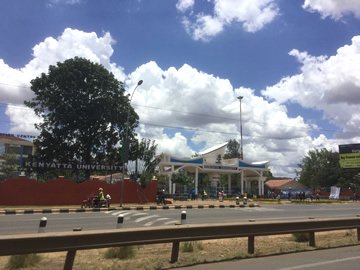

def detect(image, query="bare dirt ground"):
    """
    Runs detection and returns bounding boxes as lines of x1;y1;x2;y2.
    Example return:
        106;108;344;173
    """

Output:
0;230;358;270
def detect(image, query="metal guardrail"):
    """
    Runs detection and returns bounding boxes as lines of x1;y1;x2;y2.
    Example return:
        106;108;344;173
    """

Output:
0;217;359;270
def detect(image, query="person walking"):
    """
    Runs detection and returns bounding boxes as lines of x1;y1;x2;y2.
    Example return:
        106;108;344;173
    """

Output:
98;187;105;207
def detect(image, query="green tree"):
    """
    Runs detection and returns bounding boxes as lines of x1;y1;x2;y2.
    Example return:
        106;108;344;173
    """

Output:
25;57;137;179
171;170;193;186
128;138;159;186
222;139;241;194
223;139;241;159
0;153;19;180
297;148;341;188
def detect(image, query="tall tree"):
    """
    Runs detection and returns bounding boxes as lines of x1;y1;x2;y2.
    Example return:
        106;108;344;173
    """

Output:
25;57;137;178
223;139;241;159
127;138;159;184
0;153;19;180
297;148;341;188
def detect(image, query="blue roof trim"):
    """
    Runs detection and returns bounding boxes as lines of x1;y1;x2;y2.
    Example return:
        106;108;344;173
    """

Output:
170;157;204;164
239;161;266;169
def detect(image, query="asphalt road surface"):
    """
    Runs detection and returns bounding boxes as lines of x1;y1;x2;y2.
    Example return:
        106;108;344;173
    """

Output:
0;203;360;235
175;245;360;270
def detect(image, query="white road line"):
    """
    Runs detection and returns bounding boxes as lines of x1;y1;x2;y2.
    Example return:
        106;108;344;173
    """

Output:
164;220;179;225
135;215;159;222
131;213;149;217
109;211;126;216
144;217;171;226
111;211;134;216
279;256;360;270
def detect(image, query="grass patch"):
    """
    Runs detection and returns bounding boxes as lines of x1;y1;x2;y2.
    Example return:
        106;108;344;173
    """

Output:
7;254;41;269
181;242;203;253
0;230;357;269
104;246;136;260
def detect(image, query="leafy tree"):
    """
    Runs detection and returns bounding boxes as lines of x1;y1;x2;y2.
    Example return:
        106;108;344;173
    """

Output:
337;168;360;191
297;148;341;188
25;57;137;179
0;153;19;180
128;138;159;185
223;139;241;159
171;170;193;186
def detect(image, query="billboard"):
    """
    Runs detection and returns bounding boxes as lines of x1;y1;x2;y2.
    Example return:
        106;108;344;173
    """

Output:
339;144;360;168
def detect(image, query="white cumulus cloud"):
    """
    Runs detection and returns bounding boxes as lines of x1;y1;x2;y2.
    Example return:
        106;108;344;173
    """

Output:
303;0;360;20
262;35;360;141
0;28;125;134
177;0;279;41
0;28;348;177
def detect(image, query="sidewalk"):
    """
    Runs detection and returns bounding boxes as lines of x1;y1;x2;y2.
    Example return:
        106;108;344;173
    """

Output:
0;198;260;215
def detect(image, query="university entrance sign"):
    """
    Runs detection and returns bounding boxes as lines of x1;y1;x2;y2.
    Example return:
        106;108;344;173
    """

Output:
23;161;123;171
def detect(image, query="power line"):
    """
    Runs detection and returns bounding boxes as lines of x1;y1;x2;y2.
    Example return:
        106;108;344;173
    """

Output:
0;94;344;134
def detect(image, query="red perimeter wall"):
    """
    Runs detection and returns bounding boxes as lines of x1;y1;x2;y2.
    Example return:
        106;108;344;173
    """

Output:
0;177;157;206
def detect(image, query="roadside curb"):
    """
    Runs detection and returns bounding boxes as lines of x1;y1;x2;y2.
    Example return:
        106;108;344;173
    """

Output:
0;203;259;215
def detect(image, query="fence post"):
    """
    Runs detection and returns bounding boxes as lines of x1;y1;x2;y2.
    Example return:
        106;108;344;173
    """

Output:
170;241;180;263
309;231;315;247
248;235;255;254
64;249;77;270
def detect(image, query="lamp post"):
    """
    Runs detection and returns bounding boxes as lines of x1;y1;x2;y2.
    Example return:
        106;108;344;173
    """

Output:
120;79;143;207
237;96;243;160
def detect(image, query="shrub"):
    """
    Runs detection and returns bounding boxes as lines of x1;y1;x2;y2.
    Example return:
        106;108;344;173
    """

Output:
292;232;309;242
181;241;203;252
181;242;194;252
7;254;41;269
104;246;136;259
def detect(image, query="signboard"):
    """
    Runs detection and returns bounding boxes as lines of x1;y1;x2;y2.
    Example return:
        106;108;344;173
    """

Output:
339;144;360;168
329;186;340;199
203;165;238;171
23;161;123;171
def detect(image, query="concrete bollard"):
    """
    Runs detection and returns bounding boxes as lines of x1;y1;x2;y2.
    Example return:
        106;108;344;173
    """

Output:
236;196;240;205
181;211;186;225
117;214;124;228
38;217;47;233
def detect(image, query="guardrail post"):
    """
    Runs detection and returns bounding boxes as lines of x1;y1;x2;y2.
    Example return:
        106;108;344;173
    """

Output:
309;231;315;247
117;214;124;228
64;249;76;270
248;235;255;254
170;241;180;263
38;217;47;233
181;211;186;225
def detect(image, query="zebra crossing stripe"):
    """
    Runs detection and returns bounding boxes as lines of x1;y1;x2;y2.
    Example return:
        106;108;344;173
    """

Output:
135;215;159;222
144;217;171;226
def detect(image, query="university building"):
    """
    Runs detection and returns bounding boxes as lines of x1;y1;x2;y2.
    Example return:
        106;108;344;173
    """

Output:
0;134;35;178
158;142;270;197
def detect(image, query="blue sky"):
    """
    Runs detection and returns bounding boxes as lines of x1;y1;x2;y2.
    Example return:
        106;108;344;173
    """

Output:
1;0;360;177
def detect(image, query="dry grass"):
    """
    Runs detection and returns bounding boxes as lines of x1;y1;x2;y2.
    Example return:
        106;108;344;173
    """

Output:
0;230;358;270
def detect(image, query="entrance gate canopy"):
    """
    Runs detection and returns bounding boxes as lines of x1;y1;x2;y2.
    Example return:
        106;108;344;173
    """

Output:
158;142;269;196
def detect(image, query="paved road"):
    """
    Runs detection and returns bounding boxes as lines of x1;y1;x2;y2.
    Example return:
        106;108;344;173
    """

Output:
175;245;360;270
0;203;359;235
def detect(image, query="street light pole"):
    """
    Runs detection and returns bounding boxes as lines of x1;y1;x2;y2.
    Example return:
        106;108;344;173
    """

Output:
237;96;243;160
120;79;143;207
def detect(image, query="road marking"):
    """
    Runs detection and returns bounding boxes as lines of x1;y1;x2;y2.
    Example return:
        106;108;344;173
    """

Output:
164;220;179;225
144;217;171;226
111;211;134;216
132;213;149;217
135;215;159;222
278;255;360;270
